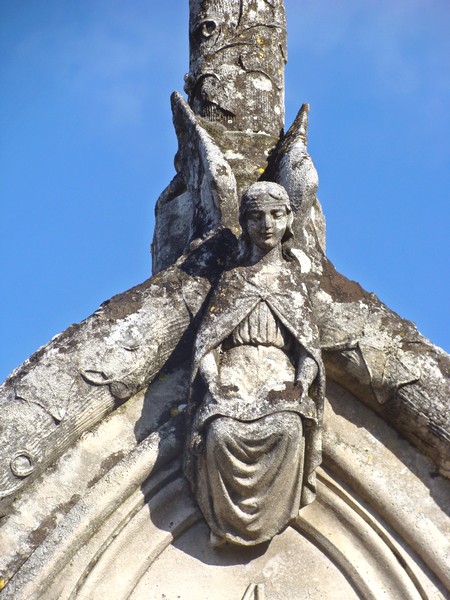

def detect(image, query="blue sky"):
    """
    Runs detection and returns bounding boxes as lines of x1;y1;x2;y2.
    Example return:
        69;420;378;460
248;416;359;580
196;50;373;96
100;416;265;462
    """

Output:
1;0;449;382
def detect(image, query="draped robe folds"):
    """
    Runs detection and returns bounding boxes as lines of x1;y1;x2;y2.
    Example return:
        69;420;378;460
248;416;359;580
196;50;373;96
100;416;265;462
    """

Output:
184;260;325;546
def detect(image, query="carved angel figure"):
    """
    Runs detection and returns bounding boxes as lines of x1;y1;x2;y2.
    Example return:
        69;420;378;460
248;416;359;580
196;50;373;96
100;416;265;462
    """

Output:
184;182;325;546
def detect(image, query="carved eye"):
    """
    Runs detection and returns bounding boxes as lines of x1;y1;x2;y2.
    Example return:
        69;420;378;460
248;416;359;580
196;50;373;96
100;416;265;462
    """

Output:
197;19;217;39
247;210;263;222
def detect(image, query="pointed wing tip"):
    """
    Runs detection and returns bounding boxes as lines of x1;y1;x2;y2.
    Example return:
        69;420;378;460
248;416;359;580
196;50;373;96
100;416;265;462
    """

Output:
298;103;310;142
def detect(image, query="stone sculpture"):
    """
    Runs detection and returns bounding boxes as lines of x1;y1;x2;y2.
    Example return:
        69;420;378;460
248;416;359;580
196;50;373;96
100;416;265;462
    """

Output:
184;182;325;546
0;0;447;519
1;1;449;597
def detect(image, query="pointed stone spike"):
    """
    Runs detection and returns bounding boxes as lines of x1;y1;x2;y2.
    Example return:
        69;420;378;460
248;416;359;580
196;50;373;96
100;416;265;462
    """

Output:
278;102;310;155
152;92;239;272
263;102;318;214
296;102;310;144
170;91;238;234
261;101;323;260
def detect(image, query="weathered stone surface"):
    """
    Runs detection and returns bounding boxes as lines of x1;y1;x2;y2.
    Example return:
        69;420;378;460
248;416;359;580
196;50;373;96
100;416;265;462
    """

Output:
264;102;326;277
1;0;449;596
152;92;239;273
187;0;286;137
184;182;324;546
153;0;289;273
1;380;447;598
1;93;448;525
323;380;450;595
265;104;324;249
316;259;450;476
0;266;205;514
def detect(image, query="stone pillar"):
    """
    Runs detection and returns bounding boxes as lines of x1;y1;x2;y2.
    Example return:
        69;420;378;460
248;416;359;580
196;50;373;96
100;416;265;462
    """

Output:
187;0;286;137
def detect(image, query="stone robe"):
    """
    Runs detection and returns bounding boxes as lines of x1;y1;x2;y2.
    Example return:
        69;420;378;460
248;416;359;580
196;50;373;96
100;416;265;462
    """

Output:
184;259;325;545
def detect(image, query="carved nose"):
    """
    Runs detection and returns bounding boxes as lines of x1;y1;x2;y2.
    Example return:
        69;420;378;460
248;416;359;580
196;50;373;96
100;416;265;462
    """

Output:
263;215;272;230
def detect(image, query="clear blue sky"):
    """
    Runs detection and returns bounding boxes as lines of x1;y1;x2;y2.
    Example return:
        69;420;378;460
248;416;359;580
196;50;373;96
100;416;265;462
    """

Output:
1;0;449;382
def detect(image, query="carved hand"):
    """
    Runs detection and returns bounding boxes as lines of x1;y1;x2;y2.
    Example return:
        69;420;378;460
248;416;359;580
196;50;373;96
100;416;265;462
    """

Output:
296;352;319;395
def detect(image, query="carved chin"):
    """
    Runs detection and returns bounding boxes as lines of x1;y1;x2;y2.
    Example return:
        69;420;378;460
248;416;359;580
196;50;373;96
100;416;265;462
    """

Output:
253;236;281;252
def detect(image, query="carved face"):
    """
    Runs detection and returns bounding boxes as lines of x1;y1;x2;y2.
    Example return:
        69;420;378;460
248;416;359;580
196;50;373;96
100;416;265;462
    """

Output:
245;203;289;253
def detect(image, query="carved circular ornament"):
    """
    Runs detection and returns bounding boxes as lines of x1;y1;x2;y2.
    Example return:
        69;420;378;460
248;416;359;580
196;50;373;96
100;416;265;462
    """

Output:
197;18;218;39
10;451;35;478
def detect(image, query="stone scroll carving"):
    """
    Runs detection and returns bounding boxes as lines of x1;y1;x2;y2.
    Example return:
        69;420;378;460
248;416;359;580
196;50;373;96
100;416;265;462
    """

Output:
184;182;325;546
